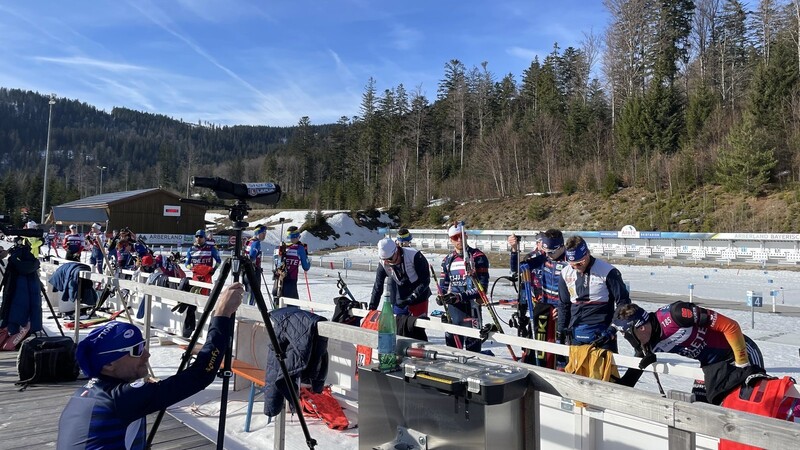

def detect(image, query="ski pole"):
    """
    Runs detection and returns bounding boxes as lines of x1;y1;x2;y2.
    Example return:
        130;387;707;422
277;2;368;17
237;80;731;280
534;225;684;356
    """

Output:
304;270;313;312
470;273;519;361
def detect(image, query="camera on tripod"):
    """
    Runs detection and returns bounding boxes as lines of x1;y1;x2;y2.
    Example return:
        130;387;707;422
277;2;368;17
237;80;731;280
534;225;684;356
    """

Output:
192;177;282;205
0;214;45;240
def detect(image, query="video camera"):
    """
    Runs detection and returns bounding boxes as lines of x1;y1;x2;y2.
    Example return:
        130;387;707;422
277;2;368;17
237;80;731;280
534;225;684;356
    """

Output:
192;177;282;205
0;214;45;239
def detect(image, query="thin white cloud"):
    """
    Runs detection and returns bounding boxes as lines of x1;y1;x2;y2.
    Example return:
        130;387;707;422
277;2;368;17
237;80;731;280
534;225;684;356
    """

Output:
507;46;542;62
32;56;147;73
127;0;274;112
389;24;422;51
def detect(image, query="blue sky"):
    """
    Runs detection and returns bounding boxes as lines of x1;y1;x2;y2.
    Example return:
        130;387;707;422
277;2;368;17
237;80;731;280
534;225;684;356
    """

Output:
0;1;609;127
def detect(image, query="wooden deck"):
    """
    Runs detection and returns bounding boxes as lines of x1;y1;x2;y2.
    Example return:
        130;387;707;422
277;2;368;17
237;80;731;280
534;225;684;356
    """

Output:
0;347;215;449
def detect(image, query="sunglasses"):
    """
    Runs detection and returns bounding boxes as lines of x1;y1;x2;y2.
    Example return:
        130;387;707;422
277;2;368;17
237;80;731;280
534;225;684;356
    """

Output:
544;245;563;254
449;234;462;242
97;340;147;358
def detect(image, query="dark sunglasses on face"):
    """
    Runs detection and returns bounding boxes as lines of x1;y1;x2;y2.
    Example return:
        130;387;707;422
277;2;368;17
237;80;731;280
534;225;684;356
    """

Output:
449;234;462;242
97;340;147;358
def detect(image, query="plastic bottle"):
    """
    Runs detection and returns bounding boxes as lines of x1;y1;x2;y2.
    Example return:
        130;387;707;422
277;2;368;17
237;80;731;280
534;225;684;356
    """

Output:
378;298;397;371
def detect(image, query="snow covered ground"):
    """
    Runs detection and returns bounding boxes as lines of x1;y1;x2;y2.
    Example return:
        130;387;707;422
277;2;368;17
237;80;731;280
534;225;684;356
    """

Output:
36;210;800;449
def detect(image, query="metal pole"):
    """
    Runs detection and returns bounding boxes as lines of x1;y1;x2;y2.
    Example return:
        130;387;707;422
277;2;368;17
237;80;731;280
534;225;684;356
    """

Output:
41;93;56;224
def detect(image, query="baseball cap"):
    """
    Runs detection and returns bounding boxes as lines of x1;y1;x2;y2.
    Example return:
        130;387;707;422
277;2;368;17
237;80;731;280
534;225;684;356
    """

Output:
377;237;398;260
76;322;145;378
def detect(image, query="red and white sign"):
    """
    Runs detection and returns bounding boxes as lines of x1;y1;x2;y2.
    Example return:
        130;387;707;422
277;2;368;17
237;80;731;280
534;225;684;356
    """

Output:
163;205;181;217
228;236;236;245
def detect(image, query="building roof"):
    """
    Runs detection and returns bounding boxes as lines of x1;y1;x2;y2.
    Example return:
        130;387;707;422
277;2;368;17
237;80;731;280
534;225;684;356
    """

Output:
58;188;166;208
52;206;109;224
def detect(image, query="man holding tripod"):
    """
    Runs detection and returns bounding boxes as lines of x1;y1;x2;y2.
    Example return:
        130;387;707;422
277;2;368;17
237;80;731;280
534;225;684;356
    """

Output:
57;283;244;449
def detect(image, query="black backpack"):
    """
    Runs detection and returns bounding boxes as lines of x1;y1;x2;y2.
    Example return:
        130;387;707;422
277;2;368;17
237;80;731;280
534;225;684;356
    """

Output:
16;335;80;391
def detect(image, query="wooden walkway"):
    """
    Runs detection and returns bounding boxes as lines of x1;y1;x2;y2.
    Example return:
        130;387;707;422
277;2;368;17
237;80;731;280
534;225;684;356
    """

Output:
0;348;215;449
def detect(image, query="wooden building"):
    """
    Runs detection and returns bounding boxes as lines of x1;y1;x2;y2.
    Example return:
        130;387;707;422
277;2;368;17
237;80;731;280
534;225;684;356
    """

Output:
47;188;206;234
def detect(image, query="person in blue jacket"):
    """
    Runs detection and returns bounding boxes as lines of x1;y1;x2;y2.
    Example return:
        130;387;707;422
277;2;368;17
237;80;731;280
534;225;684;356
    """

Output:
56;283;244;450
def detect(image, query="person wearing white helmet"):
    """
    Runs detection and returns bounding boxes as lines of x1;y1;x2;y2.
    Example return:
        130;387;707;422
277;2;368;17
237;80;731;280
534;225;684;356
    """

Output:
437;222;489;353
86;223;106;274
369;237;431;318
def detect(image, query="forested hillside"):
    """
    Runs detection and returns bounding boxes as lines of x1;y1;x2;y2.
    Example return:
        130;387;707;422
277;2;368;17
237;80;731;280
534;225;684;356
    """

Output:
2;0;800;232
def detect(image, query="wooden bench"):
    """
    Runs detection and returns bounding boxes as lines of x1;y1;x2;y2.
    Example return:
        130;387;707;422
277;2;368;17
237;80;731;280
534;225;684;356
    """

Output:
232;359;266;432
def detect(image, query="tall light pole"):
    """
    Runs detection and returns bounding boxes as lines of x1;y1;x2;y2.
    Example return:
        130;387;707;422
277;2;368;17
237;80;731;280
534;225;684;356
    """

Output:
41;93;56;224
97;166;107;194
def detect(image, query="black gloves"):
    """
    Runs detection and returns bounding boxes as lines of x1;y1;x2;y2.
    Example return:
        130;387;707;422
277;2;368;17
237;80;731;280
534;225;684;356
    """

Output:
436;293;461;305
638;352;657;369
479;324;498;342
509;312;531;338
396;294;416;308
556;331;566;345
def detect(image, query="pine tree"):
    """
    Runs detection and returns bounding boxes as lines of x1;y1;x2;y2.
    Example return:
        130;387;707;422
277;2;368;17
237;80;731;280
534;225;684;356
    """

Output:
715;119;776;195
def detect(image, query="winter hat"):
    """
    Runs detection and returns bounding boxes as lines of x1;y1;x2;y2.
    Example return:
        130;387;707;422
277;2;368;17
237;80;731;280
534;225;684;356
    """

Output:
286;226;300;239
76;322;144;378
565;241;589;262
377;237;398;260
612;304;649;334
92;223;102;230
141;255;155;267
396;228;412;243
26;220;37;229
195;229;206;238
254;225;267;235
447;223;464;238
69;224;77;230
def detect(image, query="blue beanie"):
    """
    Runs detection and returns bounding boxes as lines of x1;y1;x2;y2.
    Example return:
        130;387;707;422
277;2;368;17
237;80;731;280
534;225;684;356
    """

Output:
254;225;267;235
76;322;144;378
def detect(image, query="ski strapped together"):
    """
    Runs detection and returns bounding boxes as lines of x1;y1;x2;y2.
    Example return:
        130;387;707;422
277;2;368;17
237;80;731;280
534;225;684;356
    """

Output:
457;221;518;361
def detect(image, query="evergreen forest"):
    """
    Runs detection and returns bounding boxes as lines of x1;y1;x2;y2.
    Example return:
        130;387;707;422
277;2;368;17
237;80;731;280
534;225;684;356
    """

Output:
2;0;800;231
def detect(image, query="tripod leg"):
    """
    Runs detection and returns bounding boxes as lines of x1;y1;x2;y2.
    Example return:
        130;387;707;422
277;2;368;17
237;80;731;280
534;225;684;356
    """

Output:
146;258;233;448
242;260;317;449
39;281;65;337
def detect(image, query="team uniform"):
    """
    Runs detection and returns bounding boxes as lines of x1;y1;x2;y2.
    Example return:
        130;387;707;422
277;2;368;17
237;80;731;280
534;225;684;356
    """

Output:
511;250;567;366
369;246;431;317
56;316;232;449
439;246;489;353
558;256;630;351
86;231;106;273
649;302;763;368
274;242;310;299
64;232;85;262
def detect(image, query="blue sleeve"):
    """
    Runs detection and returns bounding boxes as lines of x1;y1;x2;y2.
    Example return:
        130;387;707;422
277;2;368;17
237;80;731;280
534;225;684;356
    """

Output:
298;245;310;271
557;276;570;334
510;251;518;273
212;246;221;264
248;241;259;261
185;249;192;267
438;256;450;295
606;268;630;307
114;316;233;421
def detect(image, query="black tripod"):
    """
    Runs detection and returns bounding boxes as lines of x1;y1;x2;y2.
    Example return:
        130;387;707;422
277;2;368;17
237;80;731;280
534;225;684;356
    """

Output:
146;200;316;449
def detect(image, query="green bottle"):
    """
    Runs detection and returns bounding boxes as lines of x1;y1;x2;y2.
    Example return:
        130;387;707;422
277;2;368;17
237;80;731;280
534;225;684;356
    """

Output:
378;298;397;371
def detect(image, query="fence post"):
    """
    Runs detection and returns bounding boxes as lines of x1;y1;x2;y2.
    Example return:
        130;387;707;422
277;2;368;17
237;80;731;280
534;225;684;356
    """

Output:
667;391;695;449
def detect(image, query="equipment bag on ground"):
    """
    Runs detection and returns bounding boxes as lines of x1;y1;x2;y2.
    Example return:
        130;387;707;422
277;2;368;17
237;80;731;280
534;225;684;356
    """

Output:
16;335;79;389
